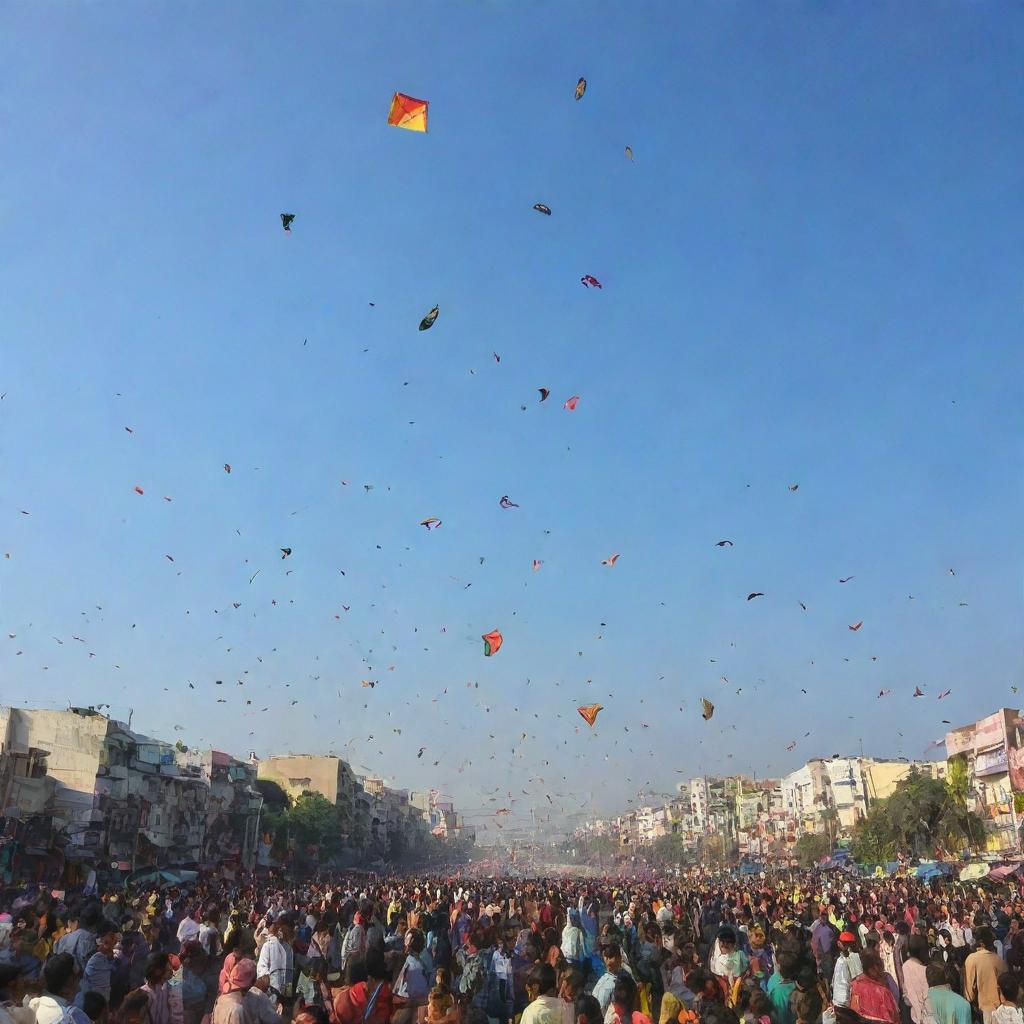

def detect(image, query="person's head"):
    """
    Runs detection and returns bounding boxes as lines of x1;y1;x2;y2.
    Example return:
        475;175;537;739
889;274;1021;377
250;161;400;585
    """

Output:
575;994;602;1024
717;926;737;954
179;940;206;972
860;951;885;982
82;991;108;1024
344;955;368;988
95;920;121;958
43;953;79;999
794;966;817;993
143;953;172;988
601;942;623;975
117;990;150;1024
227;958;257;993
976;926;997;952
776;951;798;983
926;963;949;989
612;976;638;1019
906;935;929;963
794;990;821;1024
838;931;857;956
999;974;1020;1005
365;948;389;982
559;968;584;1003
276;912;297;943
294;1007;330;1024
406;929;425;956
525;964;557;1001
305;958;327;982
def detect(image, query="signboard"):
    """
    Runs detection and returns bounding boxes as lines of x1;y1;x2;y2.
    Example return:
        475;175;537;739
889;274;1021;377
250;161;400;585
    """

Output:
976;748;1009;778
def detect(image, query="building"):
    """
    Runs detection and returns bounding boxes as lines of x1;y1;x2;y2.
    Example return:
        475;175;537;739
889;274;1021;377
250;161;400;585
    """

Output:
946;708;1024;853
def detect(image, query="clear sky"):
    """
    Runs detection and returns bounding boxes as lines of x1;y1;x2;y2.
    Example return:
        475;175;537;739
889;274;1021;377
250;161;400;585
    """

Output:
2;1;1022;838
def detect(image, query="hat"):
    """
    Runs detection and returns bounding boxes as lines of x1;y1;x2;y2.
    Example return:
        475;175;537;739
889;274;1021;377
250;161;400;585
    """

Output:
227;958;257;992
839;931;857;943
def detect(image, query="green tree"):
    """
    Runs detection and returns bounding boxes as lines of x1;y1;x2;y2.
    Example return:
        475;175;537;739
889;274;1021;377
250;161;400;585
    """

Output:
793;833;832;866
287;792;344;855
652;832;686;864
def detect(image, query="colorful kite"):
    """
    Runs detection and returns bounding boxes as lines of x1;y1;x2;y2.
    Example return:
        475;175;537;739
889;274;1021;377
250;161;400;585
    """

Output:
575;77;586;101
601;553;620;566
564;395;580;411
531;559;543;571
533;203;552;216
581;275;602;289
625;146;634;161
538;388;550;402
388;92;429;132
913;686;924;697
577;703;603;727
701;698;715;720
499;495;519;509
419;305;439;331
280;213;295;232
133;486;144;495
482;630;503;657
420;518;442;530
848;620;863;631
280;548;292;559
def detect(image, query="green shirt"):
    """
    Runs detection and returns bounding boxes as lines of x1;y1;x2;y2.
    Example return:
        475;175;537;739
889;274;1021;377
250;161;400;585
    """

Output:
927;986;973;1024
770;980;796;1024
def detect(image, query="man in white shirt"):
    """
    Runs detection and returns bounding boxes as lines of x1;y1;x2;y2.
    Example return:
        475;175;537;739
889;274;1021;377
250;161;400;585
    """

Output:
257;914;296;1003
832;932;863;1009
176;909;201;948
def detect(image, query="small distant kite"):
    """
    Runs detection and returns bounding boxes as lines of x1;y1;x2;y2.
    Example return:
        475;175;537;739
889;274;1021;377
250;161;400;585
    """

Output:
499;495;519;509
913;686;924;697
788;483;799;491
577;703;603;727
601;553;620;566
281;214;295;232
419;305;439;331
715;540;734;547
848;620;863;631
564;395;580;411
533;203;551;216
878;689;891;698
361;680;377;688
420;518;442;530
786;741;797;752
133;486;144;495
625;146;634;161
575;77;586;101
224;463;232;474
747;592;764;601
280;548;292;559
701;697;715;720
938;689;952;699
387;92;429;132
532;560;543;571
538;388;550;402
839;576;855;584
482;630;503;657
581;275;602;289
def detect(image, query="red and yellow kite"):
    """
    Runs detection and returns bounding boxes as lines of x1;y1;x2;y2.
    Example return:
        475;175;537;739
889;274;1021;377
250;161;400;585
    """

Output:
577;703;603;727
388;92;429;133
482;630;503;656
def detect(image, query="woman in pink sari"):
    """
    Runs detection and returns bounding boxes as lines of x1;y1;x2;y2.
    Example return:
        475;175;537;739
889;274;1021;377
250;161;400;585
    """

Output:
850;952;899;1024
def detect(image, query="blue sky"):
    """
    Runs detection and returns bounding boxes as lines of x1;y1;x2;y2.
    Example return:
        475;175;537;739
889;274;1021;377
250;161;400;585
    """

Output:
2;1;1022;835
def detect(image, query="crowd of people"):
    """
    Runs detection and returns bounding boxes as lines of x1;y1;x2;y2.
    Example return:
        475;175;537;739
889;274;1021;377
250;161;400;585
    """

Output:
2;868;1024;1024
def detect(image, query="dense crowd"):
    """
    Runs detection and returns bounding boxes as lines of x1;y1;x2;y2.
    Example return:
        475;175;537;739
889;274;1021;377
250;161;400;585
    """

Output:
2;869;1024;1024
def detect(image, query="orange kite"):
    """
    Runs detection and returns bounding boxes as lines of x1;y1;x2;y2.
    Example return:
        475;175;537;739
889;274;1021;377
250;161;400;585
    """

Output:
577;703;603;727
482;630;503;656
388;92;429;132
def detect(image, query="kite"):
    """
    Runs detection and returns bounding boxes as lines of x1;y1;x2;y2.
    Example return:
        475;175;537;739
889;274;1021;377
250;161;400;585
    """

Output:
532;560;543;571
715;540;734;547
581;275;602;289
564;395;580;411
499;495;519;509
938;689;952;699
419;305;439;331
848;620;863;631
839;576;855;583
387;92;429;132
533;203;552;216
788;483;799;491
133;486;144;495
280;548;292;559
601;553;620;566
747;592;764;601
482;630;503;657
913;686;925;697
538;388;550;402
281;214;295;232
224;464;232;474
878;689;891;698
361;680;376;688
575;77;586;101
420;518;442;530
625;146;634;161
577;704;603;727
701;698;715;720
786;741;797;752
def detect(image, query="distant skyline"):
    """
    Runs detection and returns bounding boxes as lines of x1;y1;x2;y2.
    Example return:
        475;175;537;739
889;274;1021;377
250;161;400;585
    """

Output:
1;1;1021;838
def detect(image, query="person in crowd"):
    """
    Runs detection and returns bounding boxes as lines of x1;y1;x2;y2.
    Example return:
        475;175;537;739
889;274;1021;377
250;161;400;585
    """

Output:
850;951;900;1024
965;927;1007;1024
521;964;572;1024
924;962;972;1024
992;973;1023;1024
832;932;863;1009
